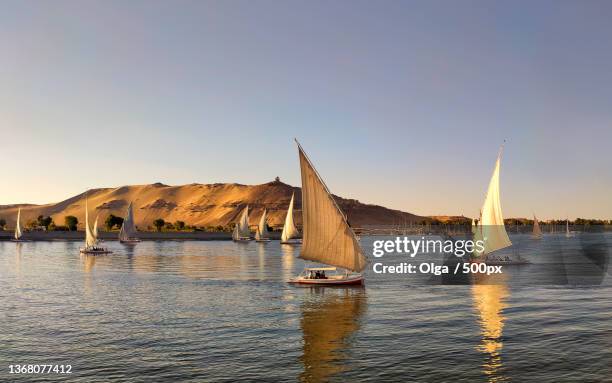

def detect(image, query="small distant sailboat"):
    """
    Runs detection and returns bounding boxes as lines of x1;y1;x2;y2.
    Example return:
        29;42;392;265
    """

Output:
472;145;527;265
280;192;302;244
11;208;27;242
80;197;112;255
565;219;573;238
532;215;542;239
289;140;366;285
232;206;252;242
471;218;477;234
119;202;140;244
255;209;271;242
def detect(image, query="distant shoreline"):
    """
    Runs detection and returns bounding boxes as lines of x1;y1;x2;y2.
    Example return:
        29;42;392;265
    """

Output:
0;231;281;241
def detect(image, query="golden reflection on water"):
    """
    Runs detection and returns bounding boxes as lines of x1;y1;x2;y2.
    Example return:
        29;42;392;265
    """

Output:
81;254;96;273
471;273;509;382
300;288;365;383
281;244;296;281
80;254;96;297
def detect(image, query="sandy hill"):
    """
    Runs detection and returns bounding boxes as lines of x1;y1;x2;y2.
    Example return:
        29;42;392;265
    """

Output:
0;180;426;230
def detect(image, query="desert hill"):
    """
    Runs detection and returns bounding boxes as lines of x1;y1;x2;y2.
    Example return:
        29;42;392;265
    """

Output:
0;180;426;230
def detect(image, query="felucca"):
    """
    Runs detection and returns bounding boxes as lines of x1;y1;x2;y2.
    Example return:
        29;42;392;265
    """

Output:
532;215;542;239
232;206;252;242
11;208;27;242
80;197;112;255
255;209;271;242
281;192;302;244
472;146;527;265
289;140;367;285
565;219;573;238
119;202;140;244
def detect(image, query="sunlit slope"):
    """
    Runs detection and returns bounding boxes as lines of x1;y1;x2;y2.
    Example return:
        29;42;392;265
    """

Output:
0;180;424;229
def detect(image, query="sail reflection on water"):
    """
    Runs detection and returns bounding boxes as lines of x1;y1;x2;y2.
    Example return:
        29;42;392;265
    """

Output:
281;244;296;281
299;288;366;383
471;274;509;382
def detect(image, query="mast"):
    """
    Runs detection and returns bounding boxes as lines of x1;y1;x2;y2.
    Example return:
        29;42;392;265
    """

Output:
14;208;22;240
296;140;367;272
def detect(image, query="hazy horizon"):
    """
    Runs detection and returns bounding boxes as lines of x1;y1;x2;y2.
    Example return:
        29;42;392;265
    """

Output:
1;1;611;219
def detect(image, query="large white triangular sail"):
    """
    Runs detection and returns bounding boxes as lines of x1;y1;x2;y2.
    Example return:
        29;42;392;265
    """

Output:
14;208;22;240
93;215;99;240
255;209;269;240
84;198;97;248
474;147;512;256
532;215;542;238
119;202;137;241
281;193;300;242
235;206;251;238
297;142;367;272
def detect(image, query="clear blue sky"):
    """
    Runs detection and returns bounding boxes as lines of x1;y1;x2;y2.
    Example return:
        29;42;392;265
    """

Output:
1;1;611;219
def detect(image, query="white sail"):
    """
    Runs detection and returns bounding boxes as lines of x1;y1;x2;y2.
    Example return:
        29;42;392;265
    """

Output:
474;148;512;256
297;142;367;272
232;222;240;241
119;202;137;241
237;206;251;238
93;215;99;241
532;215;542;238
257;209;269;239
84;198;97;248
281;193;300;242
14;208;22;240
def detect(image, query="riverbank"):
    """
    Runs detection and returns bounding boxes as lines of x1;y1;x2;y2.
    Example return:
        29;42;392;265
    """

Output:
0;231;282;241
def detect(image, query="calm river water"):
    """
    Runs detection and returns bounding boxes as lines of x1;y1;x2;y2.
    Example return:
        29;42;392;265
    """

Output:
1;234;610;382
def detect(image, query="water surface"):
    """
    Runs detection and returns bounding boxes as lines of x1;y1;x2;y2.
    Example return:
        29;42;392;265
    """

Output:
1;235;610;382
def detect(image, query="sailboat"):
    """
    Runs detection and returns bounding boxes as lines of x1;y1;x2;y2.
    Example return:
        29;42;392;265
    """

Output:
471;218;477;234
11;208;27;242
119;202;140;244
289;140;367;285
255;209;271;242
472;145;527;265
565;219;573;238
80;197;112;254
232;206;252;242
281;192;302;244
532;215;542;239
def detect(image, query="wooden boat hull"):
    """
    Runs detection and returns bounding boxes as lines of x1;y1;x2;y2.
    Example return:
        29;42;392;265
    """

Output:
11;239;30;242
289;274;364;285
120;239;141;244
233;238;252;242
280;239;302;245
255;238;271;242
80;248;113;255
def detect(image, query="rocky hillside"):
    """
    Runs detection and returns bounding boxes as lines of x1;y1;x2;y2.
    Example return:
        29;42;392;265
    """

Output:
0;180;426;230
